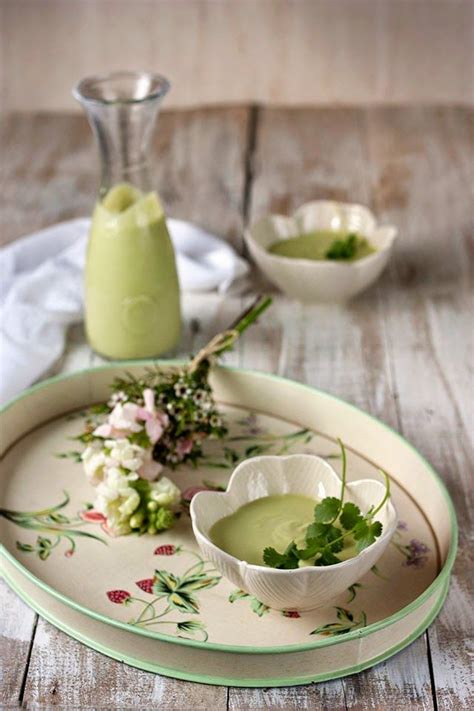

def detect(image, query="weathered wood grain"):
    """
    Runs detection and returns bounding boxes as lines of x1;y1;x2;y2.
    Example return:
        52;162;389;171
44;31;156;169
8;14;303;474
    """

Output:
0;107;249;250
241;106;437;709
0;578;37;706
0;108;249;710
1;106;472;709
3;0;474;112
21;616;227;710
366;105;474;710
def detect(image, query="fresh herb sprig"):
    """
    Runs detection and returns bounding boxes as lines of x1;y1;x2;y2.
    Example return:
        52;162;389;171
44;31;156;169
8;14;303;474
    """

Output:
325;233;359;260
263;440;390;569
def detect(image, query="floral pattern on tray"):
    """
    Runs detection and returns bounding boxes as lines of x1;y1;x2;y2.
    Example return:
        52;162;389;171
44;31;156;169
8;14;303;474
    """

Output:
1;405;438;647
0;493;106;560
106;546;220;642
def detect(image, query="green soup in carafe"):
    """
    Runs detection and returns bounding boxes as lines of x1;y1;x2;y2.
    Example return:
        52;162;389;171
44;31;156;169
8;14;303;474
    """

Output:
85;183;181;359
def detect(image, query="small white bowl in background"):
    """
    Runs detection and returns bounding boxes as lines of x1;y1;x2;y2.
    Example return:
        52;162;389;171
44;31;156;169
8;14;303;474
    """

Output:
244;201;397;303
190;454;397;611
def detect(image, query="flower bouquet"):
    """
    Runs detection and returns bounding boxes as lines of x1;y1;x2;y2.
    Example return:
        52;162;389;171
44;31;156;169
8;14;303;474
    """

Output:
78;296;272;537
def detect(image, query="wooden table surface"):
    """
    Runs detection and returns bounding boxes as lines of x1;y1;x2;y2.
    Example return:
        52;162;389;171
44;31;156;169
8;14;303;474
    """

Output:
0;106;472;709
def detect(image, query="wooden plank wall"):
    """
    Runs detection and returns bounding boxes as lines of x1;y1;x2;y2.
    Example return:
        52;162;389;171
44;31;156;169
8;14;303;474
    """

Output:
1;0;473;112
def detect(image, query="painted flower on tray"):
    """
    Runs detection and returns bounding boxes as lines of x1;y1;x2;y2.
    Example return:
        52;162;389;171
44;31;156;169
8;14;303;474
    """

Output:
154;544;179;556
238;412;267;436
106;547;220;642
228;589;270;617
176;620;207;639
182;485;210;502
392;531;430;569
151;568;221;614
310;607;367;637
79;509;107;524
135;578;154;594
282;610;301;618
0;492;106;561
403;539;430;568
106;589;132;605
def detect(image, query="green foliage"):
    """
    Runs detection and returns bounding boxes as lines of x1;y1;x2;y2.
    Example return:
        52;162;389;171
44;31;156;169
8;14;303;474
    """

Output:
313;497;340;523
346;582;362;603
339;502;363;530
228;589;270;616
154;508;176;532
325;233;359;260
263;541;300;569
353;519;383;552
310;607;367;636
55;450;83;463
263;441;389;570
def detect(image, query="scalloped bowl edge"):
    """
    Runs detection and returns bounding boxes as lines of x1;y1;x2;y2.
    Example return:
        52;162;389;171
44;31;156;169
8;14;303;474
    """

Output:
190;454;398;610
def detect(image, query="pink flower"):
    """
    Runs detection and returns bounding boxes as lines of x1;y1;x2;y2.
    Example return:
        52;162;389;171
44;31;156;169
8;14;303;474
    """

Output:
93;423;114;438
79;509;115;537
137;388;169;445
94;402;143;439
138;451;163;481
182;485;209;502
106;589;131;604
176;438;193;457
135;578;154;594
154;544;177;556
80;510;107;523
100;520;117;537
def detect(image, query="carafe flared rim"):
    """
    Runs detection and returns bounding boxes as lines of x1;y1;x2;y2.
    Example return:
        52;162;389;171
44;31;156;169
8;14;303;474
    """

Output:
73;70;170;107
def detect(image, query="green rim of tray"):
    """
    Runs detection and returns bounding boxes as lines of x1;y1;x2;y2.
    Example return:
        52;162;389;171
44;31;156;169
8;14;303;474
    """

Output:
0;362;458;655
1;565;450;687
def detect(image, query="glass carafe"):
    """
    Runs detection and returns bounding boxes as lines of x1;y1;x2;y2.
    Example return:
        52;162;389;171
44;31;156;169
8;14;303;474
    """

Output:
73;71;181;359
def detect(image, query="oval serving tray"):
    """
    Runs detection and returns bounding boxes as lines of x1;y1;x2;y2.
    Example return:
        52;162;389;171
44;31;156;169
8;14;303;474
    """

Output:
0;364;457;686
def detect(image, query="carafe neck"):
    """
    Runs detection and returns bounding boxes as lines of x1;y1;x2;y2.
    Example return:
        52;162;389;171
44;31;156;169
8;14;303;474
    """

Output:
73;71;170;198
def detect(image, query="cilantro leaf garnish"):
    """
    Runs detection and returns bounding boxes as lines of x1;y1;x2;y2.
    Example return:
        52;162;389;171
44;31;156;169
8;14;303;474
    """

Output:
315;549;342;566
325;233;359;260
262;441;390;570
339;502;363;530
313;497;340;523
353;519;383;552
263;541;300;569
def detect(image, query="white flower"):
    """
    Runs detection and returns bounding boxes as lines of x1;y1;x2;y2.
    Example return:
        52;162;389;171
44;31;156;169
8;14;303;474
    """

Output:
108;402;142;433
81;441;107;486
149;476;181;507
107;390;127;407
94;468;140;536
106;438;145;472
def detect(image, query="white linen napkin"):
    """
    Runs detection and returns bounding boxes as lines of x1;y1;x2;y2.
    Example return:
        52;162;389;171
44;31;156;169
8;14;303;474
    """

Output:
0;218;249;404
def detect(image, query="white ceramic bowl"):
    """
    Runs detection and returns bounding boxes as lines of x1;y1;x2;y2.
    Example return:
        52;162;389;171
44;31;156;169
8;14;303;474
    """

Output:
244;201;397;302
190;454;397;611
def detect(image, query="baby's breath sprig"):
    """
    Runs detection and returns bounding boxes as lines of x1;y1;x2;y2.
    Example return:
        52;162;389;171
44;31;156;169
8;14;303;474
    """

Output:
98;295;272;470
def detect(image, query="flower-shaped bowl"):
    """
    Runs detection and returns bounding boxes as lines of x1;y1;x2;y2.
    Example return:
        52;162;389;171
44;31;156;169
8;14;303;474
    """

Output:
190;454;397;611
244;201;397;302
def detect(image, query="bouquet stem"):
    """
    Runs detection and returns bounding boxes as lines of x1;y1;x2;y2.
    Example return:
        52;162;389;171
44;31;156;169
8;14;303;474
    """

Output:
188;295;272;373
